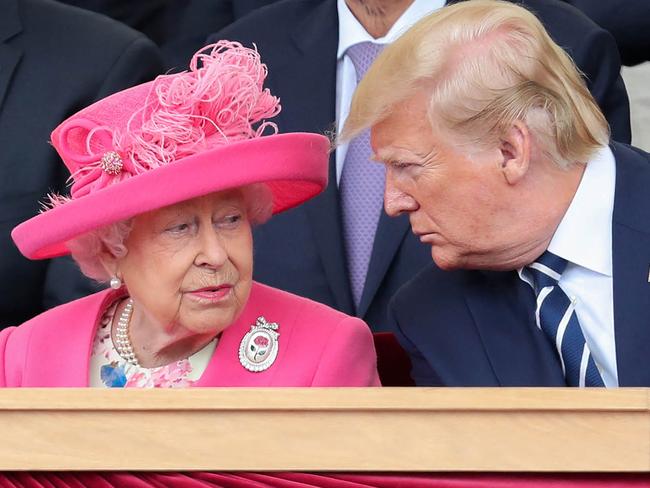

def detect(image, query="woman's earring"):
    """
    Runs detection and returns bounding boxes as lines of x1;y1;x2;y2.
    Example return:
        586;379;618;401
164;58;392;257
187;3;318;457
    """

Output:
109;276;122;289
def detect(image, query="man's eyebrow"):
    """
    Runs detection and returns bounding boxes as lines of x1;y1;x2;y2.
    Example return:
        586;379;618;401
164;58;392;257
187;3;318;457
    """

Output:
372;147;408;162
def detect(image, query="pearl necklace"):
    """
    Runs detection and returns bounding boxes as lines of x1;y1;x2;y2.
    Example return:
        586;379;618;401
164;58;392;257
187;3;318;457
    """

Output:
114;298;139;367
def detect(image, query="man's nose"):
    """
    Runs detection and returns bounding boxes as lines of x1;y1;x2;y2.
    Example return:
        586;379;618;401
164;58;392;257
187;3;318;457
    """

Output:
384;176;418;217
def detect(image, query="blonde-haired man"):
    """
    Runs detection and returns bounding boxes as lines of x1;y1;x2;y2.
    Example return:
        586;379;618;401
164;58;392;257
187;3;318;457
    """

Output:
343;0;650;387
211;0;630;346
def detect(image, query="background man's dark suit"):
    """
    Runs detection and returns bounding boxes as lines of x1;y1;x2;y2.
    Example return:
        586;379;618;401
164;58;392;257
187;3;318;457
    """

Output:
212;0;631;331
388;143;650;386
58;0;287;70
561;0;650;66
0;0;163;327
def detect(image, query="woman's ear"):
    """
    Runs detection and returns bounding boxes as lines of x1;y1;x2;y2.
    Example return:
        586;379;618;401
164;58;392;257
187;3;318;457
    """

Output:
99;250;121;284
498;120;531;185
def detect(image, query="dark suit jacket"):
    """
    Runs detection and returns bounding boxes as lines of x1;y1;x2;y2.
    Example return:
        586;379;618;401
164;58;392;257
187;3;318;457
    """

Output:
389;142;650;386
0;0;163;328
58;0;283;70
561;0;650;66
212;0;631;332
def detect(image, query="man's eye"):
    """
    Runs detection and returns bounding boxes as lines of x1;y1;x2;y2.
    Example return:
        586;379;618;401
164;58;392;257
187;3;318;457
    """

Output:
391;160;414;169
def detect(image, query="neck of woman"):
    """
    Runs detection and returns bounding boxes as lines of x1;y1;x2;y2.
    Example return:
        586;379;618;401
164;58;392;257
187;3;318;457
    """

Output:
112;298;216;368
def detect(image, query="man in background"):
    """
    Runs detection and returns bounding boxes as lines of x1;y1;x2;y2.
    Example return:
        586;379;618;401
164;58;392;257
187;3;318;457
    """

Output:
0;0;163;327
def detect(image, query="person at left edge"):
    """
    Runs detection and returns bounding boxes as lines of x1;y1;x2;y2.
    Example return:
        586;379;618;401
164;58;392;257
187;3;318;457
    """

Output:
0;42;380;388
0;0;164;328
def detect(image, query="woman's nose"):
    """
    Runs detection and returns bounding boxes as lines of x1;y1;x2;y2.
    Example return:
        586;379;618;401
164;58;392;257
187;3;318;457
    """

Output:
194;226;228;269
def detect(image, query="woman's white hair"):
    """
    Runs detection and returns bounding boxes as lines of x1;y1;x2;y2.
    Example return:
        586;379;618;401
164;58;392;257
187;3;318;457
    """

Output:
67;184;274;282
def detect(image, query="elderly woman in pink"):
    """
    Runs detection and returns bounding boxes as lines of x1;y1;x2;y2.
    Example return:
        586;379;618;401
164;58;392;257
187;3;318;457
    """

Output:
0;42;380;388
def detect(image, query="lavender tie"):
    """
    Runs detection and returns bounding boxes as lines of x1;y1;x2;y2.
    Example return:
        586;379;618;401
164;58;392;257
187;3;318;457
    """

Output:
340;42;385;309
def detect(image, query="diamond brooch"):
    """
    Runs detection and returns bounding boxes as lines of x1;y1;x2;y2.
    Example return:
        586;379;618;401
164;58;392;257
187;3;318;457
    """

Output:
100;151;123;175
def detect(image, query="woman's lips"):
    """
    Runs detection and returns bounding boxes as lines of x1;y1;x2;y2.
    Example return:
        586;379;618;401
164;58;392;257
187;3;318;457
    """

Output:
188;285;233;302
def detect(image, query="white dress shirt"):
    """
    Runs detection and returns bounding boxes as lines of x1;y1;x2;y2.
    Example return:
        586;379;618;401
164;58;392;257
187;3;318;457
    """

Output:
545;146;618;386
335;0;445;184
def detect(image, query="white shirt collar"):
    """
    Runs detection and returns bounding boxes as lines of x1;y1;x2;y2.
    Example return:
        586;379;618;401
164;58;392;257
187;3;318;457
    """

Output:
547;146;616;276
336;0;445;59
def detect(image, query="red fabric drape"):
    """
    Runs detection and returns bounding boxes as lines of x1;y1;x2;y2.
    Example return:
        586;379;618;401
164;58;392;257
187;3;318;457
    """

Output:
2;473;650;488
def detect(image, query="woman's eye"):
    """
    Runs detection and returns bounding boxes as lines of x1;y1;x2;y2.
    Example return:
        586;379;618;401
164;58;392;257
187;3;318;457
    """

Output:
165;222;191;234
215;214;243;229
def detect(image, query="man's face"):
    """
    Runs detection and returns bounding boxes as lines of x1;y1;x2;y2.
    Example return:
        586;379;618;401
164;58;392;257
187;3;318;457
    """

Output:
371;91;526;271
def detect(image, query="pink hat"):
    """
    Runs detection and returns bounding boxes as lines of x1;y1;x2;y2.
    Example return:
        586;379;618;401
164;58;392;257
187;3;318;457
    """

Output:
12;42;329;260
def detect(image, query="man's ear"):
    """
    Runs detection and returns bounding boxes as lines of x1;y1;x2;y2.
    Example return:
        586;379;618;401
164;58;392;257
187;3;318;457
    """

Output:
498;120;531;185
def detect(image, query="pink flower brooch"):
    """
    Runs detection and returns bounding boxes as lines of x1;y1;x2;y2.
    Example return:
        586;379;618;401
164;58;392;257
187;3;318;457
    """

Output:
239;316;279;372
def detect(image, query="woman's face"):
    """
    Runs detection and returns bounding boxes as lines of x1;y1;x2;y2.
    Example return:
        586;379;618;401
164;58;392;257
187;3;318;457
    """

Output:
116;189;253;337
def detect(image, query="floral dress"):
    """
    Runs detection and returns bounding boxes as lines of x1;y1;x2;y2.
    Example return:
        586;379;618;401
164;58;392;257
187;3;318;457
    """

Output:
89;301;217;388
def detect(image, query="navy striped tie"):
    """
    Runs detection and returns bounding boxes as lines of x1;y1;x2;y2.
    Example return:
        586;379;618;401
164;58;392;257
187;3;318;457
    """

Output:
521;251;605;387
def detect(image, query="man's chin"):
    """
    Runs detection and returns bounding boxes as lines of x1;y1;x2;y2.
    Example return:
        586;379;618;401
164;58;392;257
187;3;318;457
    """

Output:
431;249;462;271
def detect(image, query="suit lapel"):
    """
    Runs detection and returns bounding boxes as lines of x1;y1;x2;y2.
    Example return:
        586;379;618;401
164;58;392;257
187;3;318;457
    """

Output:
357;211;410;317
464;270;566;386
610;143;650;386
303;154;355;314
271;0;354;314
286;0;409;317
0;0;23;110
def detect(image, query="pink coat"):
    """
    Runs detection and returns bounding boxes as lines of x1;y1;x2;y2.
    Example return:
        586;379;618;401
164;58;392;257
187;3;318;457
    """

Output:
0;282;380;387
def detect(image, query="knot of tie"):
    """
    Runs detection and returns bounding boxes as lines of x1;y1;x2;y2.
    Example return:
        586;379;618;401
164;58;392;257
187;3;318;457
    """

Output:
346;42;384;82
524;251;569;293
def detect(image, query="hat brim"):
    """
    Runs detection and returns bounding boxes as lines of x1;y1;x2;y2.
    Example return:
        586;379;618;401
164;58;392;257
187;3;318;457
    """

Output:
12;133;329;260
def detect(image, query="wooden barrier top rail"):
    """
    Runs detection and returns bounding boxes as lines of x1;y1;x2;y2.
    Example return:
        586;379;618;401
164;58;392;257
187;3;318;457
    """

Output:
1;388;649;471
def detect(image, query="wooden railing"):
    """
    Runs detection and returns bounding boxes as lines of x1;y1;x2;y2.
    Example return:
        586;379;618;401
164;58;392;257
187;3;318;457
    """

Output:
0;388;648;471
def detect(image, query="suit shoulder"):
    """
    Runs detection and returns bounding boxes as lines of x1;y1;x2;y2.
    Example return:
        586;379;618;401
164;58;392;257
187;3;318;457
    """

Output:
213;0;325;44
250;281;353;324
248;282;370;347
14;290;112;333
517;0;607;36
612;141;650;163
19;0;156;53
0;290;111;386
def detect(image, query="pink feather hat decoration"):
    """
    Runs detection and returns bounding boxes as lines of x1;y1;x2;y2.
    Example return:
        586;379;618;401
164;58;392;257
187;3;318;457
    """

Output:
12;41;329;260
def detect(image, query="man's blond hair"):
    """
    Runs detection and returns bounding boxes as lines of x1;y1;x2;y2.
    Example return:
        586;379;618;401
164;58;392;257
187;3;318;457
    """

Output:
341;0;609;166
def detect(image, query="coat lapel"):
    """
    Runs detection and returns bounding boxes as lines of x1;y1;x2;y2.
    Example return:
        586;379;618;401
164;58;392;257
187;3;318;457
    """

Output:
610;143;650;386
463;270;566;386
357;211;410;317
0;0;22;110
303;155;355;314
270;0;354;314
196;283;281;386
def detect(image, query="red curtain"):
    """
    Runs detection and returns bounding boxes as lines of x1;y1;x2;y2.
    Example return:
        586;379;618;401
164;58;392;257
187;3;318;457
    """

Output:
2;472;649;488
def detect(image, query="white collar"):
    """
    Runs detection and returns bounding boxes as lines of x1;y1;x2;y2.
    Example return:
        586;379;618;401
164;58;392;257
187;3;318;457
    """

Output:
336;0;445;59
547;146;616;276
